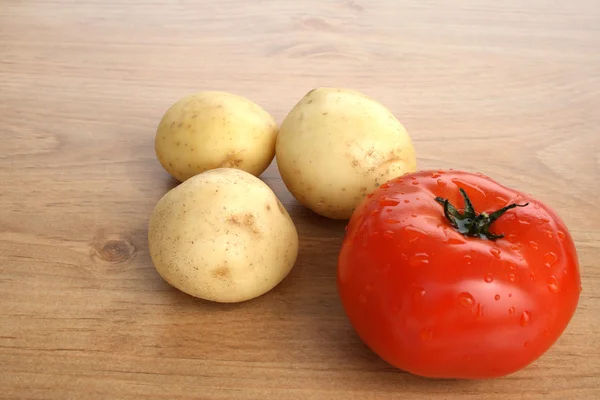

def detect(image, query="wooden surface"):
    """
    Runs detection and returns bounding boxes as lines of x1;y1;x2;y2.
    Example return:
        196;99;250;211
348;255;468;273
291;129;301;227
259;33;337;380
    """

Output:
1;0;599;398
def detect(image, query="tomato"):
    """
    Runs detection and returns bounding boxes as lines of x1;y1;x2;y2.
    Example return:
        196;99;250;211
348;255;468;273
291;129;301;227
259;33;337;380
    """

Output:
337;170;581;379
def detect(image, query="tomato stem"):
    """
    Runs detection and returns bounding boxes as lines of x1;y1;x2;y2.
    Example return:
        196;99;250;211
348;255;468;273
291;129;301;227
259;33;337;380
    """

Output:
435;188;529;241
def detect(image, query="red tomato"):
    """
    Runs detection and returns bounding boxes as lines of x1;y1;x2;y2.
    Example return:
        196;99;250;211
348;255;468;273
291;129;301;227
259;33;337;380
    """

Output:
337;170;581;379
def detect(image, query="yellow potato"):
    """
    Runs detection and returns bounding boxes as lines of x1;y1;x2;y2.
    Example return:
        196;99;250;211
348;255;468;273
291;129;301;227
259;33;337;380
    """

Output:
148;168;298;303
276;87;417;219
155;91;278;181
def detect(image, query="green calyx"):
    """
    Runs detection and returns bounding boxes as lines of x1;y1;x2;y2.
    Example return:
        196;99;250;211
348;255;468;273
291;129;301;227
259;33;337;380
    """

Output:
435;188;529;241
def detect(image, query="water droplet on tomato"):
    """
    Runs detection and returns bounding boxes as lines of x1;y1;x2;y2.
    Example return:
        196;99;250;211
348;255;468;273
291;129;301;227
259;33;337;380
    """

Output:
359;294;367;304
520;311;532;326
404;226;428;245
413;287;426;302
420;328;433;341
370;209;379;216
544;252;558;267
361;234;368;248
475;303;484;317
409;253;429;268
384;219;400;224
518;219;531;225
463;255;472;265
458;292;475;308
383;230;394;239
445;236;466;245
379;197;400;207
490;248;501;259
496;196;507;206
547;276;559;292
412;181;419;185
544;230;553;239
530;272;536;280
411;214;417;218
508;293;513;297
410;176;417;180
510;244;519;250
494;294;501;301
385;208;392;213
431;172;442;178
404;199;410;203
508;307;516;315
366;193;374;199
529;241;539;250
380;183;390;189
508;274;517;283
557;231;566;241
484;273;494;283
437;179;447;187
505;260;517;271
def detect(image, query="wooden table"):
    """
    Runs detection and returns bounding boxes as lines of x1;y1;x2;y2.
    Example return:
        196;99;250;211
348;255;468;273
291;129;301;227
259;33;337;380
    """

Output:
1;1;599;398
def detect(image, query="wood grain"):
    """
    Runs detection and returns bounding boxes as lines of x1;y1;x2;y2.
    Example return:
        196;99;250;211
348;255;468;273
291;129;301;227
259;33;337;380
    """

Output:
1;0;599;398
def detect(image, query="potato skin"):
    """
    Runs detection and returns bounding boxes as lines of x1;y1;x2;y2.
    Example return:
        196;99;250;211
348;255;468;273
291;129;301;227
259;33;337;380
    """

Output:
276;87;417;219
148;168;298;303
155;91;278;182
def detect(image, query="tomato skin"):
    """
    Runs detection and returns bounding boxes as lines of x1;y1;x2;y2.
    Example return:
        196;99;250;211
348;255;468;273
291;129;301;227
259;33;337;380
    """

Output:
337;170;581;379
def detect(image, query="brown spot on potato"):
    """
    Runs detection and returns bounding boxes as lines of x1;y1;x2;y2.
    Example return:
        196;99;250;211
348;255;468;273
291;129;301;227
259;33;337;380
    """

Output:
360;187;367;193
177;123;183;128
228;214;261;235
308;99;313;104
213;266;230;280
299;112;305;121
322;112;328;116
351;159;360;168
220;158;243;168
219;150;245;168
276;199;286;215
266;205;272;211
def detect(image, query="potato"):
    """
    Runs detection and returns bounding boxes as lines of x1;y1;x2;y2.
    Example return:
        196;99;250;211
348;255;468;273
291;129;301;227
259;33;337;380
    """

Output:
276;87;417;219
155;91;278;182
148;168;298;303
